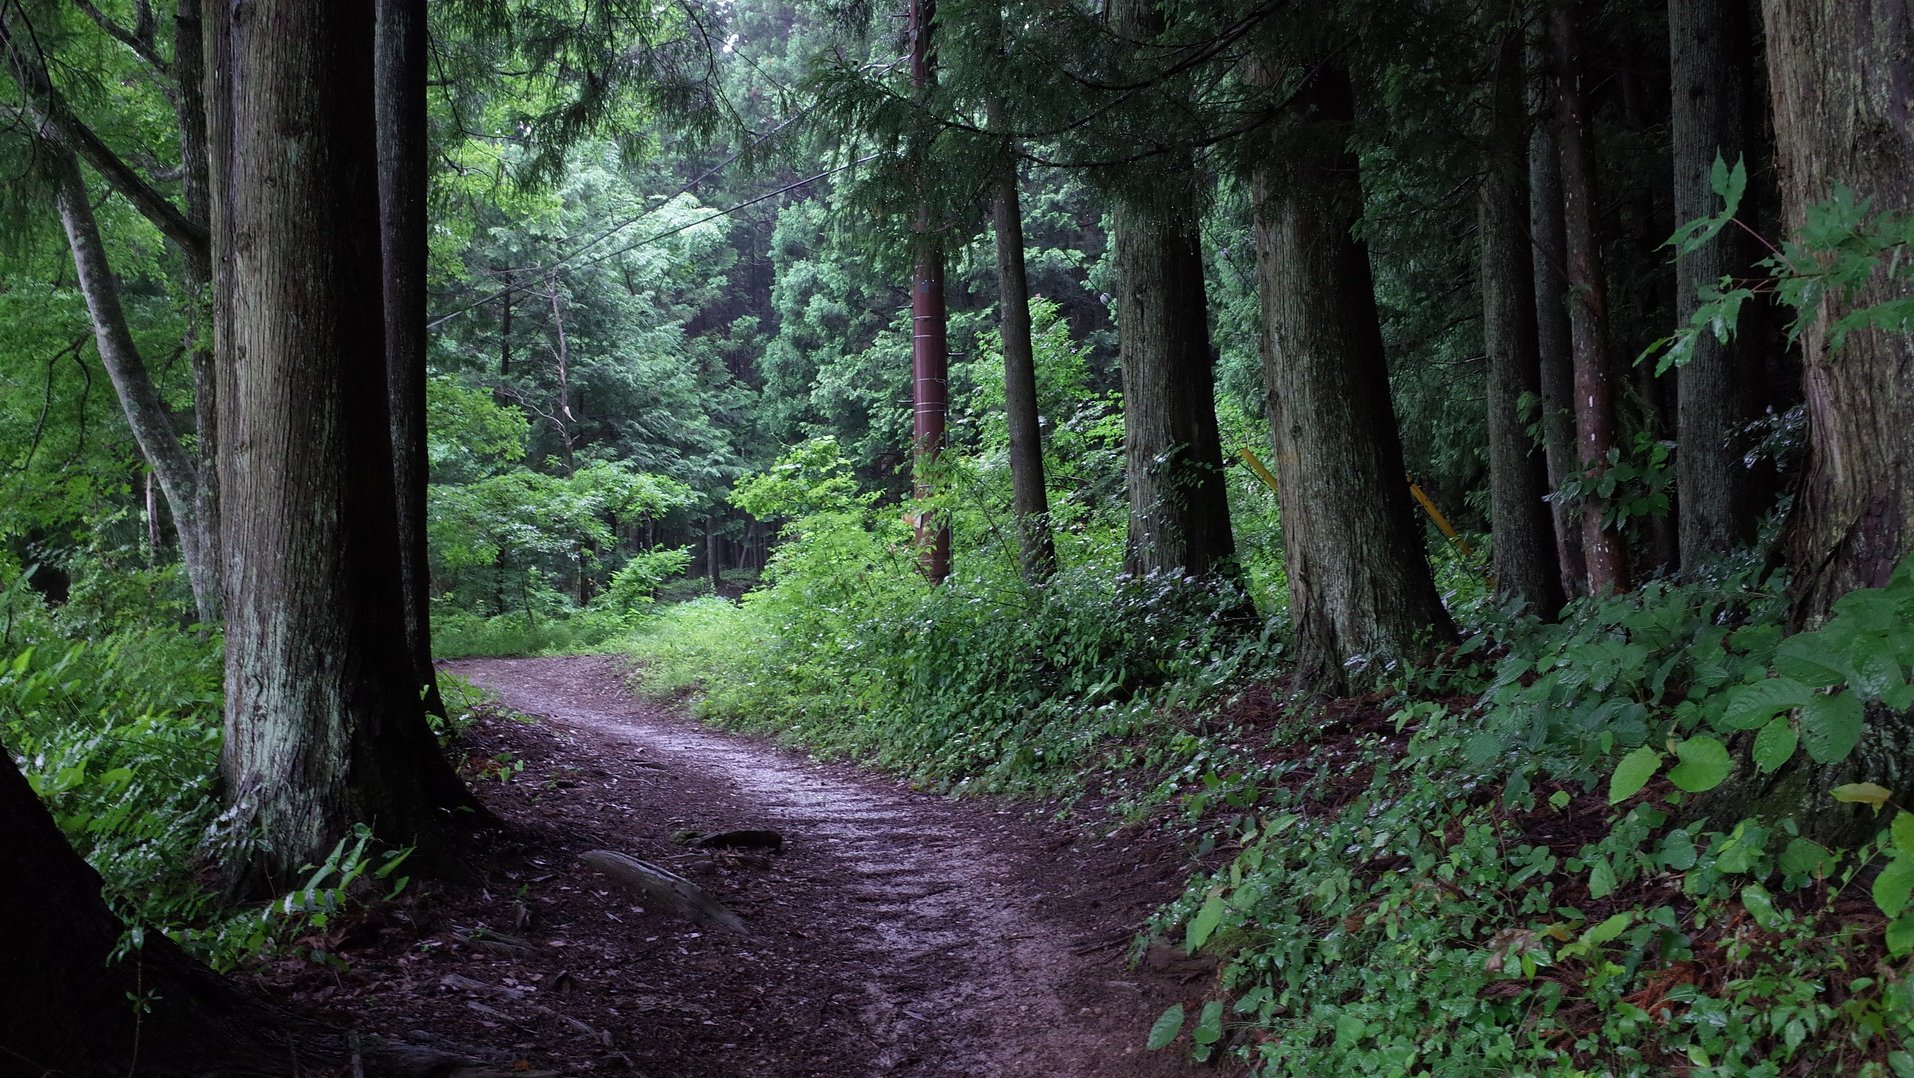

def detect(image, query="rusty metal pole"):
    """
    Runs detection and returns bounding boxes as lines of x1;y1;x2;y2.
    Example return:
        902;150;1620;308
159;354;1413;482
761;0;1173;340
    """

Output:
908;0;950;583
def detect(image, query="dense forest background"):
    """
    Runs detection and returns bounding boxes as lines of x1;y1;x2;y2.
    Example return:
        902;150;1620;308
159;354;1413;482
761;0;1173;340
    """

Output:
2;0;1913;1073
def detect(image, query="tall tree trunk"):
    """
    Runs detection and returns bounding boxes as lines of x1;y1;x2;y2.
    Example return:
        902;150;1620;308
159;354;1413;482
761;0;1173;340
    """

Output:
0;751;463;1076
174;0;222;624
1480;18;1566;616
2;7;221;623
376;0;442;714
909;0;951;584
1255;63;1455;692
209;0;484;888
1551;0;1632;594
1530;105;1588;598
49;148;221;624
1765;0;1914;627
1107;0;1237;583
1670;0;1764;571
987;95;1056;583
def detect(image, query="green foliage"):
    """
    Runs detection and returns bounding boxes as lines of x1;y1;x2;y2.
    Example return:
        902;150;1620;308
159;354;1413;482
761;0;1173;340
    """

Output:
626;437;1276;794
1648;154;1914;373
0;622;225;946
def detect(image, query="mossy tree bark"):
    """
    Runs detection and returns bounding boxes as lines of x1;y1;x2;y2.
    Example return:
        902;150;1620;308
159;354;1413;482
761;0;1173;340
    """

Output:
209;0;483;889
1106;0;1238;584
1254;63;1455;693
1764;0;1914;627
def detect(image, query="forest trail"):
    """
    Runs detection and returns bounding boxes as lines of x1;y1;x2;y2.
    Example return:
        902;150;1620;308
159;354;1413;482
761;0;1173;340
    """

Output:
366;655;1210;1077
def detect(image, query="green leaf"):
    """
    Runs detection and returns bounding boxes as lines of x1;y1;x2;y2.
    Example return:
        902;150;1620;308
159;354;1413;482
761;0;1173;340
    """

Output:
1874;856;1914;918
1895;812;1914;857
1780;837;1834;877
1185;891;1225;953
1609;745;1663;804
1719;677;1812;730
1742;882;1783;930
1888;915;1914;957
1801;692;1864;764
1333;1012;1367;1048
1192;1000;1224;1046
1668;736;1733;792
1146;1004;1184;1051
1832;782;1894;810
1774;636;1846;688
1752;717;1798;773
1583;912;1633;946
1589;858;1617;900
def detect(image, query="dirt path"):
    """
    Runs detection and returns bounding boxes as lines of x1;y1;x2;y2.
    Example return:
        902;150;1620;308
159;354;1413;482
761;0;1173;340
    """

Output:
265;655;1214;1076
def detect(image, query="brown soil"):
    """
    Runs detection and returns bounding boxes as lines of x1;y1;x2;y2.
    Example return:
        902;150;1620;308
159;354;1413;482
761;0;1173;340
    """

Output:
254;655;1218;1077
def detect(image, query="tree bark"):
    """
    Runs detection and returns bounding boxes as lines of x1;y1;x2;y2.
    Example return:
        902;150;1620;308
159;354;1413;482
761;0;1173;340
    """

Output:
1765;0;1914;626
2;6;222;623
1530;101;1588;598
1480;20;1566;616
0;750;467;1076
209;0;484;888
987;95;1056;584
50;146;221;624
909;0;951;584
1107;0;1237;583
377;0;443;715
1254;63;1455;692
1551;0;1632;595
1671;0;1763;571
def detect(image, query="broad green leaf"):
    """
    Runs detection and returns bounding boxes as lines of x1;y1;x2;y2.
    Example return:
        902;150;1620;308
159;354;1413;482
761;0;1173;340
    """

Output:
1192;1000;1224;1046
1832;782;1894;809
1609;745;1663;804
1668;736;1733;792
1583;912;1633;946
1719;677;1811;730
1801;692;1864;764
1333;1012;1367;1048
1895;812;1914;857
1146;1004;1184;1050
1752;717;1798;773
1780;837;1834;877
1742;882;1782;930
1773;637;1846;688
1888;915;1914;957
1589;857;1617;900
1874;856;1914;918
1185;891;1225;953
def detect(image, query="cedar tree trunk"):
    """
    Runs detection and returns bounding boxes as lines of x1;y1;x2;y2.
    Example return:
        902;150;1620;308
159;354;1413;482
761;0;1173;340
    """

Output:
1765;0;1914;626
376;0;444;714
1254;64;1455;692
1671;0;1764;569
1481;22;1566;615
1107;0;1237;582
1551;0;1632;594
209;0;483;888
988;95;1057;583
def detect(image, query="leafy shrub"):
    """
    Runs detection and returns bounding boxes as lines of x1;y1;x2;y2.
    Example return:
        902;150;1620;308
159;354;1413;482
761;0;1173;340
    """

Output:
0;627;224;940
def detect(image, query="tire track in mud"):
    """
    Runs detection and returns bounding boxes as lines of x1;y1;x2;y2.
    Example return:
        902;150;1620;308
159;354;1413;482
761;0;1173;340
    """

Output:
453;656;1204;1078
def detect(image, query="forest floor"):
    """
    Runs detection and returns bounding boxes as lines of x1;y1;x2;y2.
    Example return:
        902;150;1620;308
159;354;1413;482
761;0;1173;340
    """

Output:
251;655;1211;1077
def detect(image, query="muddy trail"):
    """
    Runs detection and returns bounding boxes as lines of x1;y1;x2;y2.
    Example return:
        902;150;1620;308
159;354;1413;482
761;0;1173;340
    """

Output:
259;655;1214;1077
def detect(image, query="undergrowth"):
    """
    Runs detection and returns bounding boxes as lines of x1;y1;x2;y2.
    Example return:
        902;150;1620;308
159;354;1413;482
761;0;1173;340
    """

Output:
618;440;1914;1075
0;565;478;973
